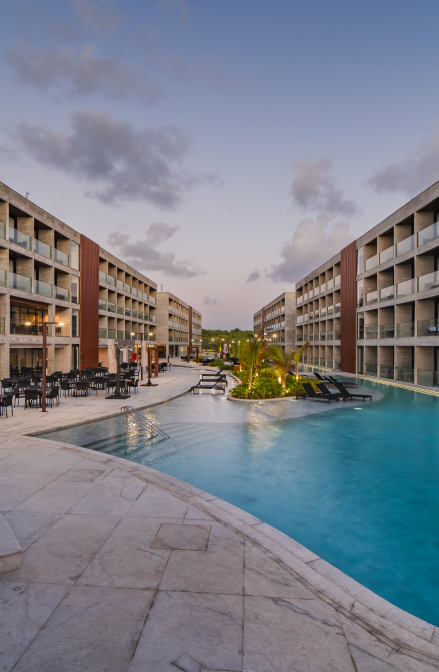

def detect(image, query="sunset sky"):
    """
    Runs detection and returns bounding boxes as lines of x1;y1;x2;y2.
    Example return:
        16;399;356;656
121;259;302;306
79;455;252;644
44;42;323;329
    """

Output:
1;0;439;328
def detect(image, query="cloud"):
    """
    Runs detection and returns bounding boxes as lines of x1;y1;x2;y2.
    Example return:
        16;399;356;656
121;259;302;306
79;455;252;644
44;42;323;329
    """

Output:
159;54;232;89
266;213;353;283
157;0;190;27
12;109;219;209
202;296;218;306
70;0;122;32
107;223;205;278
247;269;260;283
6;42;161;101
368;125;439;196
291;157;357;217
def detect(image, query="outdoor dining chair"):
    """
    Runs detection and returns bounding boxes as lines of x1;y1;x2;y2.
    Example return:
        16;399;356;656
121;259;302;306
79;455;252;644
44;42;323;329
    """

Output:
0;393;14;417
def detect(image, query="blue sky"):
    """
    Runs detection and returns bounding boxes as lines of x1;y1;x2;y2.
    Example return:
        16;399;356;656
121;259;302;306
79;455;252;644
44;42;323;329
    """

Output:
1;0;439;328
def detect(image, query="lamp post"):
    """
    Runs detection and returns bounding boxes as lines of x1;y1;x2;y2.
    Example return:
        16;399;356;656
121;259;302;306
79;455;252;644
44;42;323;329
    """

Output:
25;320;64;412
140;334;158;386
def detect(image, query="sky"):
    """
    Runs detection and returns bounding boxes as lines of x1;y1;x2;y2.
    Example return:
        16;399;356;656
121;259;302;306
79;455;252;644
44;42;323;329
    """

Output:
1;0;439;328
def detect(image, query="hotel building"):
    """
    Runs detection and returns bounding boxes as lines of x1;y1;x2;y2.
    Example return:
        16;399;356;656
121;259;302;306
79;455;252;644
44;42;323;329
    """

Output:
253;291;296;350
156;292;202;358
294;179;439;388
0;181;201;377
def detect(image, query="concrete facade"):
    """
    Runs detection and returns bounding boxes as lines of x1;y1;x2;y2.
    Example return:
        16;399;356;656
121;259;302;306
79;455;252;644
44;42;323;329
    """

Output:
154;292;202;358
253;292;296;351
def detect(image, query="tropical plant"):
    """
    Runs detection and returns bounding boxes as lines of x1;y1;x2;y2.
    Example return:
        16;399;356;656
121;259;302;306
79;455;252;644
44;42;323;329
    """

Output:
267;345;298;394
239;336;268;393
290;341;310;380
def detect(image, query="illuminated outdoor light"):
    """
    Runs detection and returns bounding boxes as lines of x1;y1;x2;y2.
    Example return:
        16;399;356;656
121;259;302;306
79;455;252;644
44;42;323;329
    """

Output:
278;376;282;384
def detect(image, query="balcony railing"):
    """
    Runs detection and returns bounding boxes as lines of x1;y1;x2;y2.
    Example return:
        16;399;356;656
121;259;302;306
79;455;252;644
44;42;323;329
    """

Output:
131;287;137;296
395;367;414;383
34;279;53;298
54;325;70;337
125;331;132;340
303;293;308;301
380;285;395;301
107;302;116;313
320;307;326;316
99;270;107;283
117;330;124;339
34;239;52;259
54;249;69;266
418;270;439;293
320;332;326;341
417;318;439;336
124;283;130;293
125;308;131;317
55;285;70;302
396;278;416;298
327;305;334;315
117;306;124;315
99;299;107;311
365;255;377;271
132;310;138;319
309;289;314;298
379;246;394;265
379;364;394;379
0;221;6;240
334;302;341;312
365;363;377;376
396;235;415;257
417;369;439;387
297;335;303;341
297;316;303;324
326;331;333;340
365;325;378;339
304;314;309;321
396;322;415;337
107;275;116;286
327;278;334;290
9;227;31;251
334;359;340;370
149;295;156;305
365;290;378;305
148;334;156;341
108;329;116;339
116;279;123;290
297;295;303;304
0;317;4;334
11;323;45;336
358;328;364;339
9;271;32;293
138;312;144;320
380;323;395;338
320;283;326;293
418;222;439;248
99;328;107;339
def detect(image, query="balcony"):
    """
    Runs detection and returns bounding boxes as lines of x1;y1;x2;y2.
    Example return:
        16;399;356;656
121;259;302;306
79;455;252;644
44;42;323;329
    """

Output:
107;275;116;287
54;249;69;266
417;318;439;337
365;325;378;339
418;270;439;293
108;329;116;339
379;246;394;265
320;282;326;293
297;295;303;304
107;302;116;313
326;331;333;340
125;331;132;340
379;364;394;379
125;308;131;317
148;334;156;341
297;335;303;341
334;331;341;340
117;306;124;315
309;289;314;298
54;325;70;337
116;279;123;290
379;323;395;338
380;285;395;302
365;363;377;376
327;279;334;290
314;287;319;296
320;307;326;316
0;317;4;334
303;293;308;301
320;332;326;341
99;270;107;283
54;285;70;302
334;359;340;370
334;302;341;312
396;322;415;337
365;255;378;271
396;278;416;298
327;305;334;315
34;239;52;259
365;290;378;305
124;283;130;293
99;299;107;311
11;323;45;336
132;310;138;319
99;328;107;339
149;295;156;305
117;330;124;339
138;312;144;320
297;316;303;324
418;222;439;248
9;227;31;251
131;287;137;296
0;221;5;240
395;367;414;383
417;369;439;387
34;279;53;298
9;271;32;293
396;235;415;257
304;314;309;321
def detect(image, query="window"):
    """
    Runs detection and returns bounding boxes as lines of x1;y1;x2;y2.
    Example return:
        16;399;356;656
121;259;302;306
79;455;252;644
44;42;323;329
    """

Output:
357;279;364;307
71;277;80;304
72;310;80;338
71;241;80;270
357;247;364;275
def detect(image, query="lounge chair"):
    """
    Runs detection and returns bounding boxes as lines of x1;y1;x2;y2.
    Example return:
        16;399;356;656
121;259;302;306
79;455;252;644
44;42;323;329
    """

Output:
303;382;339;403
332;382;372;402
314;371;358;388
191;381;225;394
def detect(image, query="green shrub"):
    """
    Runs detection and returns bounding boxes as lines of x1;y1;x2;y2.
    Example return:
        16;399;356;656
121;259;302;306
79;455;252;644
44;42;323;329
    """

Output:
230;373;315;399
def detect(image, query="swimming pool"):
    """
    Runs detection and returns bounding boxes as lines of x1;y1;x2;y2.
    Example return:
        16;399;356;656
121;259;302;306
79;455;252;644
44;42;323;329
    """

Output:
39;378;439;627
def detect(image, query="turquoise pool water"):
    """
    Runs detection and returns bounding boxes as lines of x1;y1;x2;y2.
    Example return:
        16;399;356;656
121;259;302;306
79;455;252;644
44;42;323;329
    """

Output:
39;378;439;626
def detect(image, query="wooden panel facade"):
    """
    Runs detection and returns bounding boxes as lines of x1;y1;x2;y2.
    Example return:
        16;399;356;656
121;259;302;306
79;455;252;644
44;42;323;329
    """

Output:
340;240;357;373
80;234;99;369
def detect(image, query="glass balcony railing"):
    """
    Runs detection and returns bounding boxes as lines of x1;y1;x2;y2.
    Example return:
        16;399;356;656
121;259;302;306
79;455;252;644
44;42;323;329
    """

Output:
418;222;439;248
0;220;6;240
314;309;320;318
418;270;439;293
138;312;144;320
334;302;341;312
131;287;137;296
396;278;416;298
117;330;124;339
379;246;394;265
320;283;326;293
395;367;414;383
124;283;130;293
132;310;138;319
117;306;124;315
297;316;303;324
365;363;377;376
99;299;107;311
34;239;52;259
297;295;303;304
396;235;415;257
320;332;326;341
107;302;116;313
34;279;53;298
55;286;72;303
0;269;6;287
314;287;319;296
379;364;394;379
320;307;326;316
0;317;4;334
125;331;132;340
149;295;156;305
303;293;308;301
99;270;107;283
54;325;70;337
108;329;116;339
9;227;31;251
125;308;131;317
365;255;378;271
334;359;340;370
54;249;69;266
10;323;45;336
116;279;123;290
107;275;116;287
396;322;415;337
327;305;334;315
327;331;333;340
309;289;314;298
380;323;395;338
380;285;395;301
149;315;156;323
304;314;309;321
365;325;378;339
99;328;107;339
358;329;364;339
327;279;334;290
9;271;32;293
417;318;439;336
417;369;439;387
297;335;303;341
365;290;378;305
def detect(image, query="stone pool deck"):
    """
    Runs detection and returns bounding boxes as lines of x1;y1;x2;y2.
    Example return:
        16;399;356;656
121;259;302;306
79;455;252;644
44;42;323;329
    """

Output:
1;369;439;671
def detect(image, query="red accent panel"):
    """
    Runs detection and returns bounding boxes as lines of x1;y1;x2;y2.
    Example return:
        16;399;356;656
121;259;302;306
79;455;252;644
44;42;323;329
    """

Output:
80;234;99;369
187;306;193;362
340;241;357;373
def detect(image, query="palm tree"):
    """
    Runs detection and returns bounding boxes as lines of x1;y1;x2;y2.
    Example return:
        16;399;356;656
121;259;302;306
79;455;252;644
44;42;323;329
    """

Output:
291;341;310;380
240;337;267;393
267;345;297;394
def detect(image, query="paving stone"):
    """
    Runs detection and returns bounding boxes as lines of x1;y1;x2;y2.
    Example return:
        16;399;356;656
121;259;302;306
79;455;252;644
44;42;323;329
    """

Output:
128;484;189;518
21;450;83;475
184;504;212;520
4;511;62;550
1;514;120;584
0;473;59;512
128;591;243;672
69;469;146;515
12;480;96;514
243;595;356;672
11;585;154;672
59;468;104;482
0;581;70;672
152;523;210;551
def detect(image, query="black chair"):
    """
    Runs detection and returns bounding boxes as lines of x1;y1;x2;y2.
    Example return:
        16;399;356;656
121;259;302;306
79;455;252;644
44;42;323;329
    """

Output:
73;381;89;397
332;382;372;402
60;380;72;397
0;393;14;417
47;387;60;408
125;379;139;395
24;389;41;409
12;386;26;407
303;382;339;403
